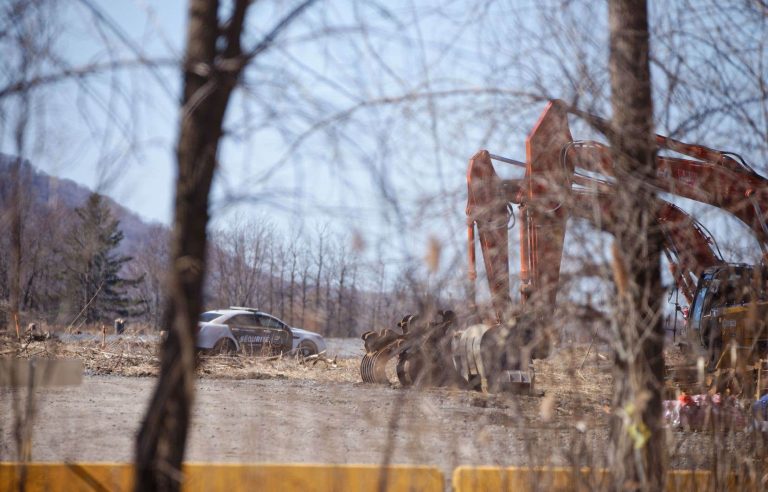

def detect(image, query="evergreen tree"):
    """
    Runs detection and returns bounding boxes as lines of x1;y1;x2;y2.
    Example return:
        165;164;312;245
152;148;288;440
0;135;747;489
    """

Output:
62;193;144;323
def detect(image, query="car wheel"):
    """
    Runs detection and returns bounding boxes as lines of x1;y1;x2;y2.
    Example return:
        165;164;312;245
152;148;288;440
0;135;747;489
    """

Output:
297;340;318;357
213;338;236;356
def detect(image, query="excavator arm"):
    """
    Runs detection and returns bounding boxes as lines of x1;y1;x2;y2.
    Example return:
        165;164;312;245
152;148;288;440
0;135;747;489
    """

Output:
568;180;724;304
519;100;575;308
466;149;513;323
467;99;727;323
467;101;575;324
468;153;723;316
551;102;768;258
464;145;724;393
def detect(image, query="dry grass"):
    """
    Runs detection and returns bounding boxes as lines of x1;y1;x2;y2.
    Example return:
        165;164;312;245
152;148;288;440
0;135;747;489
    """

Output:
197;354;360;383
0;332;359;382
0;330;698;393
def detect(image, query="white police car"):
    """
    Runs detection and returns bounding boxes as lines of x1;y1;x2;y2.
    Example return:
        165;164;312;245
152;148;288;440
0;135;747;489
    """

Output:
196;307;326;356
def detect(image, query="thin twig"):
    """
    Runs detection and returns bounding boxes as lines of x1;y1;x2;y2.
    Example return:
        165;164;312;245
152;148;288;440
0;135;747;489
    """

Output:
64;281;105;334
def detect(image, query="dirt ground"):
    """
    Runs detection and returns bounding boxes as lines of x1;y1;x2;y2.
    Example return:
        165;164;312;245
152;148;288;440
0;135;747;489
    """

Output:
0;333;745;477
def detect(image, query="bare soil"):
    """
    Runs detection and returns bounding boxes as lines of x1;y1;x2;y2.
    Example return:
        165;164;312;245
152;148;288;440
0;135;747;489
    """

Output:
0;334;742;476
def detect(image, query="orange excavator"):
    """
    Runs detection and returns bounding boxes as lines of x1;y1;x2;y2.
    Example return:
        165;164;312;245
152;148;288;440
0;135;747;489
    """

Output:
360;100;767;393
463;100;768;391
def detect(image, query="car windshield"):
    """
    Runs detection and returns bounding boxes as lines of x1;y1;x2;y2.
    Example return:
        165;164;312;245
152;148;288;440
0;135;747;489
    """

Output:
199;312;223;323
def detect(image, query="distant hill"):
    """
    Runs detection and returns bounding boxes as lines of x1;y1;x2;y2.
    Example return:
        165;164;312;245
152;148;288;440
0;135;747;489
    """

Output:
0;154;165;255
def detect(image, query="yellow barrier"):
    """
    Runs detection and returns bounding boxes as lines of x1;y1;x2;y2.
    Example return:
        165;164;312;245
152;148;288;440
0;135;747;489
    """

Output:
2;463;755;491
0;463;444;492
451;466;750;492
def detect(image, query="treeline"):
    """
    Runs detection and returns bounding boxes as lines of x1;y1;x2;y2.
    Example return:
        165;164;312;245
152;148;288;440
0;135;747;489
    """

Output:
0;184;417;337
130;216;420;336
203;218;415;337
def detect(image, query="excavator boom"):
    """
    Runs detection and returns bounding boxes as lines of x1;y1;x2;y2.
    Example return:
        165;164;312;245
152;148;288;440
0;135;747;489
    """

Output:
468;151;724;320
556;103;768;257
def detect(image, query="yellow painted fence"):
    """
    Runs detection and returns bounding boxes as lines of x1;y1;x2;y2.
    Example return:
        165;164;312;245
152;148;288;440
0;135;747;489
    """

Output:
0;463;758;491
0;463;443;492
452;466;753;492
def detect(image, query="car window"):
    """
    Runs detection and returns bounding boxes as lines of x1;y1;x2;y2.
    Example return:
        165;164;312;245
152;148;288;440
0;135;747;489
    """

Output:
256;315;285;330
199;312;222;323
226;314;258;328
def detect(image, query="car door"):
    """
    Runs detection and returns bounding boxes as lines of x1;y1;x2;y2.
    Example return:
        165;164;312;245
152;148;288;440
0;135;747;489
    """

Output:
225;314;264;353
254;314;292;354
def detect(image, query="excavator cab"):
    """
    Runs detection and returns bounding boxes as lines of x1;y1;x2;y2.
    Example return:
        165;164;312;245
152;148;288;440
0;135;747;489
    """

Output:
689;264;768;369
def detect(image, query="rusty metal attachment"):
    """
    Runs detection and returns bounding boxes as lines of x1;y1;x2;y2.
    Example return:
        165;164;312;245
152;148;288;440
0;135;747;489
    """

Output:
360;311;462;387
360;329;402;384
360;310;536;394
452;321;536;394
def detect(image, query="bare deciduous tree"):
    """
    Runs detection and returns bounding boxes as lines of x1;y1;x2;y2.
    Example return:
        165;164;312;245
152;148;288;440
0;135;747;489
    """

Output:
133;1;316;489
128;225;170;330
606;0;666;489
208;217;271;308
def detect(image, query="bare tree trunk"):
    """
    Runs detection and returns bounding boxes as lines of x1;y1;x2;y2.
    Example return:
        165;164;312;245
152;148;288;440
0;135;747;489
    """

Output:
348;263;358;336
337;261;346;334
606;1;666;490
133;1;248;490
268;246;276;314
278;245;286;320
8;158;22;338
9;50;30;338
300;259;309;327
313;231;325;329
288;244;297;323
324;268;332;333
373;260;385;329
132;1;318;484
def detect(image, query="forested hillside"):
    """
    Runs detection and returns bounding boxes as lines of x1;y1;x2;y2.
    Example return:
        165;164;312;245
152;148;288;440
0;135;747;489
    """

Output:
0;155;418;335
